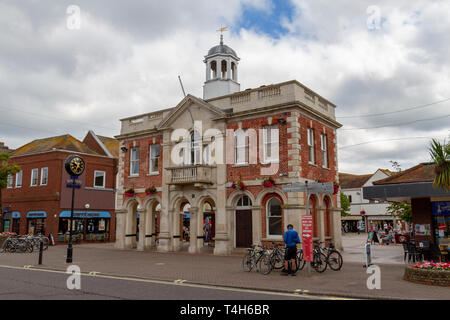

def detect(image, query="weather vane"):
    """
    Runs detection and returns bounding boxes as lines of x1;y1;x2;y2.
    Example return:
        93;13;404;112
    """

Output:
216;26;228;45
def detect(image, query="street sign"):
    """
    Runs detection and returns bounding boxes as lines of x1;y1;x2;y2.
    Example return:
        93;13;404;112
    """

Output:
302;215;313;262
66;180;82;188
282;182;334;194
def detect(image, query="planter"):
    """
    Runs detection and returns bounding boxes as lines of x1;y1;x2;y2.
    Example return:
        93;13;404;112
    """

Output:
404;265;450;287
124;192;135;197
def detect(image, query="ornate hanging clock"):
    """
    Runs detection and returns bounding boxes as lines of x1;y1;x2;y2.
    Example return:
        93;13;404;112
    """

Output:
65;155;85;176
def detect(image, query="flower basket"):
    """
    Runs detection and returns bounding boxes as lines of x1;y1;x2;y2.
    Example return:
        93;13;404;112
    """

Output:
124;188;135;197
262;177;275;188
333;183;339;195
231;180;247;191
145;186;157;195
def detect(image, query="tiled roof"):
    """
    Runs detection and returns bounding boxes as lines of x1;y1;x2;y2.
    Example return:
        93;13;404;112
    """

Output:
12;134;99;156
373;163;436;185
97;135;120;158
339;168;394;189
339;173;373;189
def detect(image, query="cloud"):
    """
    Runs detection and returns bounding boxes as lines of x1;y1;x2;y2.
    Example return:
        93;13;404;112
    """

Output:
0;0;449;176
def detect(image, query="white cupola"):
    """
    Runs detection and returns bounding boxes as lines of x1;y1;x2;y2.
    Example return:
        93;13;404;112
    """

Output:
203;34;240;100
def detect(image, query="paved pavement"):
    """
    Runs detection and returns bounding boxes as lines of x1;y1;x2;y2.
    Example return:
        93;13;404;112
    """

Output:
0;234;448;300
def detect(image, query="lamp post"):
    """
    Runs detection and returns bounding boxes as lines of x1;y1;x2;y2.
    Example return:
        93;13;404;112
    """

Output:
64;155;85;264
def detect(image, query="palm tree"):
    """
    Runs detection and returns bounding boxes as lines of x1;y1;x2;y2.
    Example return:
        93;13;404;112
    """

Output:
429;139;450;191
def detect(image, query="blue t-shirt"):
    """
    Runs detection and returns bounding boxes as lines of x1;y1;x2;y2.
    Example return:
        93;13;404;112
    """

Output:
284;229;300;248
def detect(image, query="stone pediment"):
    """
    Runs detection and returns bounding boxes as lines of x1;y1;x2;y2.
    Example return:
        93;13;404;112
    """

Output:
157;94;227;130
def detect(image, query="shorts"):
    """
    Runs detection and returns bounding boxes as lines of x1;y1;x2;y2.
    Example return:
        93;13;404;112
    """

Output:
284;246;297;261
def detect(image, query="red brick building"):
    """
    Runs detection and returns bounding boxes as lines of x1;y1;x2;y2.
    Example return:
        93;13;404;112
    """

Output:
1;131;118;243
114;37;343;254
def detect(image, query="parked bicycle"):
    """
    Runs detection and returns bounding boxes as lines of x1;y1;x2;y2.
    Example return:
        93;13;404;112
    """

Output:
1;236;33;253
322;242;343;271
27;234;49;251
242;245;272;275
268;242;285;270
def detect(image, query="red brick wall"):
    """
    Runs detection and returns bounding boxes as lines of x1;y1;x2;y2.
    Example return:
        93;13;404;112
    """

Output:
83;132;107;156
122;136;163;191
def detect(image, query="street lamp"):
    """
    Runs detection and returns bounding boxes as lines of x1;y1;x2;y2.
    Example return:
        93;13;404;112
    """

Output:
64;155;85;263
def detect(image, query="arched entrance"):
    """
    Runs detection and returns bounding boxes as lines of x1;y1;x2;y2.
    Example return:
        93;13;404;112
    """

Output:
124;199;139;249
235;195;253;248
180;202;191;249
309;195;318;239
202;200;215;247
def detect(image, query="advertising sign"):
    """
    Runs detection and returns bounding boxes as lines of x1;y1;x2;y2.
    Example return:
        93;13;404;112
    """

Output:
302;215;313;262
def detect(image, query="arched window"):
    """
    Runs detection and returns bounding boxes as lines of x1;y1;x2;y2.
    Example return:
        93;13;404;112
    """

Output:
236;195;252;208
267;197;282;237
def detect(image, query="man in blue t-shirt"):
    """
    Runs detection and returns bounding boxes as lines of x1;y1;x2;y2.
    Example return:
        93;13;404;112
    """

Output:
282;224;300;276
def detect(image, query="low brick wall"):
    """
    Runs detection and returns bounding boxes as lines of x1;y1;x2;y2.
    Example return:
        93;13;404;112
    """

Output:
404;265;450;287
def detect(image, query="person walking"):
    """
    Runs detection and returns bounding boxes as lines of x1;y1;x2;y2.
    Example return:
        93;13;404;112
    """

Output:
282;224;300;276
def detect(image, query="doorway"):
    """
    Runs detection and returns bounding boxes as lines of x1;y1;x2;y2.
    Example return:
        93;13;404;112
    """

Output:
236;210;252;248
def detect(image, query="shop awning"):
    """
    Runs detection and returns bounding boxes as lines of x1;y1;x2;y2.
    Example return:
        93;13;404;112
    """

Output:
341;216;362;221
12;211;20;219
59;211;111;218
367;216;395;220
27;211;47;218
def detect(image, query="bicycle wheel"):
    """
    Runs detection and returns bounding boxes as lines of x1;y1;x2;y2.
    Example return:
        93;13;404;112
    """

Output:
26;242;34;253
271;251;284;270
6;242;16;253
295;249;306;271
327;251;343;271
258;255;272;275
242;252;253;272
313;252;328;273
41;238;49;250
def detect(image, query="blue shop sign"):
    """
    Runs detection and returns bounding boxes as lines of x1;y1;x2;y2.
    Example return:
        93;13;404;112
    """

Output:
27;211;47;218
12;211;21;219
432;202;450;216
59;211;111;219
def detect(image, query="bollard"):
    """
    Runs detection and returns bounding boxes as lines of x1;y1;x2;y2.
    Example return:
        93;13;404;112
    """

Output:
38;240;43;265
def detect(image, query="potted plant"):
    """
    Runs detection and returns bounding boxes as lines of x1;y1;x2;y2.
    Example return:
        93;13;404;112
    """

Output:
231;180;247;191
262;177;275;188
124;188;135;197
145;186;157;195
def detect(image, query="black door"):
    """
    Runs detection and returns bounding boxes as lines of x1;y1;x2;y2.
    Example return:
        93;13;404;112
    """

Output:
236;210;252;248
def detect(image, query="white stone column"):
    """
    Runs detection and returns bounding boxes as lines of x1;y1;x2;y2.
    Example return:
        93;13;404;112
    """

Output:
189;207;199;253
234;62;238;81
157;131;172;252
216;60;222;79
319;208;325;243
226;59;231;79
137;208;147;251
114;209;126;249
206;61;211;81
252;206;262;246
172;209;181;252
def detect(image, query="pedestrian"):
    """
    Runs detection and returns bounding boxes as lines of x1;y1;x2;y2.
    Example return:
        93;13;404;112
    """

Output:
282;224;300;276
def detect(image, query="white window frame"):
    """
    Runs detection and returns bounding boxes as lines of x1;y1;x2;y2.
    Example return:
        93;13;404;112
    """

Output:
234;129;248;165
149;144;160;174
307;128;315;164
15;171;22;188
321;134;328;168
40;167;48;186
266;197;283;238
190;131;202;165
130;147;140;176
30;168;39;187
7;174;13;189
262;125;279;164
94;170;106;188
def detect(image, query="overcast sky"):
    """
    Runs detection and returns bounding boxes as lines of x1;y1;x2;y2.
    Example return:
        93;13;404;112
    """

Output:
0;0;449;174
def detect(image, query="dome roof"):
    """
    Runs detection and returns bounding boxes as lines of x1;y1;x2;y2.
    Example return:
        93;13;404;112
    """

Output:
207;43;237;57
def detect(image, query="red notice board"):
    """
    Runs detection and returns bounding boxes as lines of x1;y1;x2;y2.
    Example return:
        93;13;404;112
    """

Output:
302;215;313;262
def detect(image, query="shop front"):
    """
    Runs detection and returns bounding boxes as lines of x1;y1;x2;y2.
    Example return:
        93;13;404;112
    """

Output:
58;211;111;242
341;216;362;232
432;201;450;252
27;211;47;235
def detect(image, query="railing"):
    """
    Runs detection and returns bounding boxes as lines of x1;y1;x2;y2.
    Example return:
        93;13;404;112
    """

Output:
167;165;214;184
258;86;281;99
171;166;198;183
231;92;251;105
